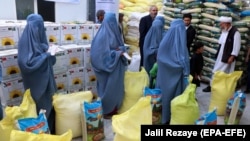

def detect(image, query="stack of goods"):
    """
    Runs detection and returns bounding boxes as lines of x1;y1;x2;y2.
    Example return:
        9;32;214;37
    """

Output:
0;20;101;109
119;0;164;54
0;89;73;141
125;12;147;54
0;21;26;107
162;0;250;84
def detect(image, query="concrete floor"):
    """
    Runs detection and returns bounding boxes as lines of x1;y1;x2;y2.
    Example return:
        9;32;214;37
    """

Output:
72;83;250;141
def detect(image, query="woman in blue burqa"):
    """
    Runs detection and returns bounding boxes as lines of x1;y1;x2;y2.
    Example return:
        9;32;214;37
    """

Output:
90;12;128;117
17;14;57;132
156;19;190;124
143;16;165;75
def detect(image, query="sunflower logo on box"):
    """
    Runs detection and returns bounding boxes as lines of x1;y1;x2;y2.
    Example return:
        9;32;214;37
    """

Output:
48;35;57;43
89;75;96;82
1;37;15;46
70;57;80;65
72;78;82;85
81;33;90;40
7;66;20;75
56;83;65;90
9;90;23;99
64;34;74;41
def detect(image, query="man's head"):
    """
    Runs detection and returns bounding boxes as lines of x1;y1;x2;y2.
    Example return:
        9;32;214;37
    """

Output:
219;16;232;31
149;5;158;19
119;13;124;23
96;10;105;23
183;13;192;27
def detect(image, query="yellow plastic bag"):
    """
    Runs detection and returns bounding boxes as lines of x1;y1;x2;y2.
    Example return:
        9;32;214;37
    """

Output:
10;129;72;141
209;71;242;115
0;89;37;141
170;83;199;124
118;67;149;114
112;96;152;141
52;91;93;138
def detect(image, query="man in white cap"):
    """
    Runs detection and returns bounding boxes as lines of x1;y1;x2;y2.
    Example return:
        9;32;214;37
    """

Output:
203;16;241;92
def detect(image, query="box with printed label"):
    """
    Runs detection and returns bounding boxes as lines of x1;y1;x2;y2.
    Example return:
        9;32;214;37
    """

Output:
0;49;20;81
60;24;77;45
85;85;97;99
0;24;19;49
45;23;61;45
52;47;68;74
83;67;96;86
93;24;101;38
67;67;85;93
77;24;94;45
81;44;91;68
0;77;24;107
59;44;84;69
54;71;68;94
17;23;26;39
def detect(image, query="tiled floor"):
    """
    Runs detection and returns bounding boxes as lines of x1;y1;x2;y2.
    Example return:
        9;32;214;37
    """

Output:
72;83;250;141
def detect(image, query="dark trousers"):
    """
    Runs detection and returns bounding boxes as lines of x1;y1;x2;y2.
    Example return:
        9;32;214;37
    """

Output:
246;60;250;90
140;45;143;67
0;98;3;120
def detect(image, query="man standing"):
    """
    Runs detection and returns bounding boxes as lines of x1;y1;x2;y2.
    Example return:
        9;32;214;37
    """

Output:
118;13;125;43
244;45;250;93
203;16;241;92
183;13;196;56
0;97;2;120
139;5;158;67
96;9;105;24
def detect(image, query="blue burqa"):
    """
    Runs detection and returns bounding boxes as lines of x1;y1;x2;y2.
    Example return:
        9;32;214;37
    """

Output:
90;13;128;115
17;14;57;131
143;16;165;75
156;19;190;124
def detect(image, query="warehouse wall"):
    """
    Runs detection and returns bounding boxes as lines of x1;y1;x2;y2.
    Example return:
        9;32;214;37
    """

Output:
0;0;87;22
0;0;17;20
55;0;87;23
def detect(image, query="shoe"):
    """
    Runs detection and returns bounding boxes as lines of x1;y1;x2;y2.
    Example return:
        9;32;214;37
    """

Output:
202;86;211;92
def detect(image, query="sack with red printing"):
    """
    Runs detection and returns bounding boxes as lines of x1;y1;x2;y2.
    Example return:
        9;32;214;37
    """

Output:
16;109;50;134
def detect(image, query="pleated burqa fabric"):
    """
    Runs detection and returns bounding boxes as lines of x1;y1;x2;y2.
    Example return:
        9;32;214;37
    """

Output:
90;12;128;115
17;14;57;132
156;19;190;124
143;16;165;75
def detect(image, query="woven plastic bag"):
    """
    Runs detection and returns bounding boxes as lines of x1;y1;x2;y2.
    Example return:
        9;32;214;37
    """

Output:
118;67;149;114
52;91;93;138
112;96;152;141
195;108;217;125
0;89;37;141
143;87;162;125
170;83;199;124
127;51;141;72
209;71;242;115
16;110;50;134
224;90;246;125
10;129;72;141
81;99;105;141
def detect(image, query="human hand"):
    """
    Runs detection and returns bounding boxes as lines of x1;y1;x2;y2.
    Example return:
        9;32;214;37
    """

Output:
228;55;235;64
